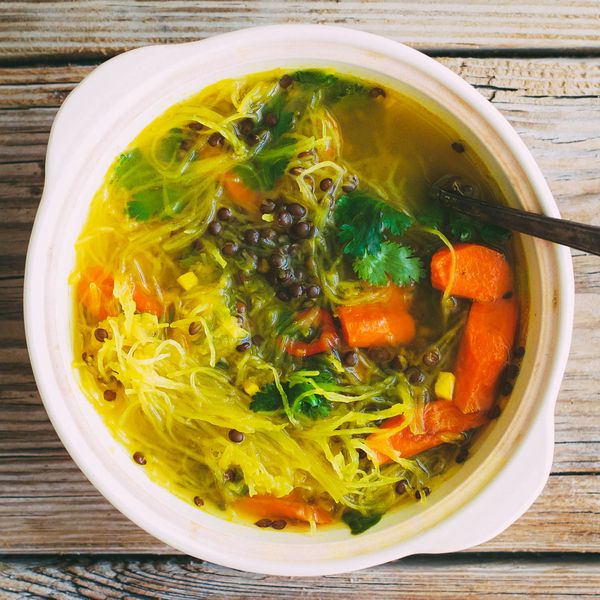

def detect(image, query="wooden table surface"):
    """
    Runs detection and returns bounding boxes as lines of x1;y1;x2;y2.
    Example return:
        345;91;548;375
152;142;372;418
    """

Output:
1;2;599;598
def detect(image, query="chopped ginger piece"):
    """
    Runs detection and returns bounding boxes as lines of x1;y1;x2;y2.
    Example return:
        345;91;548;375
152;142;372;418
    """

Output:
177;271;199;291
435;371;456;401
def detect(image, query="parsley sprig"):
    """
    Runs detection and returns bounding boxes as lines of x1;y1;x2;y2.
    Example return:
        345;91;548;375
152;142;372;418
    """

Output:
334;191;424;287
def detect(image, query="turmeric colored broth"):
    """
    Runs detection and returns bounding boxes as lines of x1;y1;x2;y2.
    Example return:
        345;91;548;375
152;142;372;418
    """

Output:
72;68;522;534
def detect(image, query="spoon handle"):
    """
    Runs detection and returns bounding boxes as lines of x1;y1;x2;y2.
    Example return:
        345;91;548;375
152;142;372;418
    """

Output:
439;189;600;256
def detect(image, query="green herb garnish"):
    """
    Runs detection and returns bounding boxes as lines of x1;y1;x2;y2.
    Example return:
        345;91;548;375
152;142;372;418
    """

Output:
294;70;366;102
354;241;425;286
334;191;423;286
250;373;333;420
341;510;382;535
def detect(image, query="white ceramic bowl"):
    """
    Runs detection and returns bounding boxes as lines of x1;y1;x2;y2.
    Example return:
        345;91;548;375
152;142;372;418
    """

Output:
24;25;574;575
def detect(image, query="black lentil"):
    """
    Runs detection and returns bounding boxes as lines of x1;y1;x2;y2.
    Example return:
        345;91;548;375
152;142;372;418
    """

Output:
207;132;224;147
246;133;260;146
503;291;513;299
504;363;520;380
395;480;408;495
223;468;241;483
221;241;239;256
279;74;293;88
235;301;247;315
422;349;440;367
228;429;245;443
188;321;202;335
188;121;203;131
305;284;321;298
451;141;465;153
207;220;222;235
514;346;526;359
133;451;146;465
271;519;287;530
319;177;333;191
406;366;425;385
488;404;501;419
276;211;293;228
291;221;311;239
298;150;313;158
455;448;469;464
500;380;513;396
343;351;358;367
217;207;232;221
260;200;276;214
288;166;304;176
269;253;286;269
288;282;304;298
94;328;109;343
103;389;117;402
238;118;254;135
255;518;273;528
193;496;204;507
369;86;386;98
236;341;251;353
242;229;258;245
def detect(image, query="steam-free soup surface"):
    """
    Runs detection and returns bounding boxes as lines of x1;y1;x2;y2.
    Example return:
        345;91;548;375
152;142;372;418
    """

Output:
72;69;522;535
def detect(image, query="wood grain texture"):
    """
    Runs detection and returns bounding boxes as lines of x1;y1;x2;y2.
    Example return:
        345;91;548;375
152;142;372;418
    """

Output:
1;555;600;599
1;0;600;62
1;58;599;554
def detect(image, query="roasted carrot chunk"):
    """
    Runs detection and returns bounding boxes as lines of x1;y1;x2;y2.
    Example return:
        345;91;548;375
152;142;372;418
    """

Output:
234;494;333;524
77;267;118;320
454;297;518;414
338;286;415;348
367;401;488;464
430;243;512;302
222;171;262;212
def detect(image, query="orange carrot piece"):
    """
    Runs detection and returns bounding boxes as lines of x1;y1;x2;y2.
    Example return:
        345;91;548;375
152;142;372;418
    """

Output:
222;171;262;212
283;308;339;358
338;287;415;348
367;401;488;464
77;267;118;320
132;287;163;317
234;494;333;524
454;297;518;414
430;243;512;302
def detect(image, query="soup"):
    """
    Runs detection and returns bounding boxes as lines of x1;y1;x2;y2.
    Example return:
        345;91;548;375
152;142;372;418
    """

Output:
72;69;523;535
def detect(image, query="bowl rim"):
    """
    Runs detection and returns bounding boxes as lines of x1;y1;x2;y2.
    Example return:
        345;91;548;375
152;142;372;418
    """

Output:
24;24;574;575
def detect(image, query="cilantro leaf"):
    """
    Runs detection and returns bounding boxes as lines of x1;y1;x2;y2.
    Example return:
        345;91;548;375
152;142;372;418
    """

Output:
113;149;159;190
126;188;164;221
354;242;425;286
334;192;413;258
341;510;382;535
250;383;283;412
260;93;295;141
249;374;332;420
293;70;366;102
234;138;297;192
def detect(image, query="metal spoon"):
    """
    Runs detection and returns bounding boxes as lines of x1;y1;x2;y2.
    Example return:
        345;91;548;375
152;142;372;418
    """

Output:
438;189;600;256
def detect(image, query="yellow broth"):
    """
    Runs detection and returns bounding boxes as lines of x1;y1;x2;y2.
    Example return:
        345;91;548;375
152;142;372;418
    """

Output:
72;68;522;534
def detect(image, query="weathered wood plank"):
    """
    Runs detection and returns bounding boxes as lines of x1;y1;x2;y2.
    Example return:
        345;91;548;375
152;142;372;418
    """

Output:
0;58;599;553
1;555;600;599
1;0;600;62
